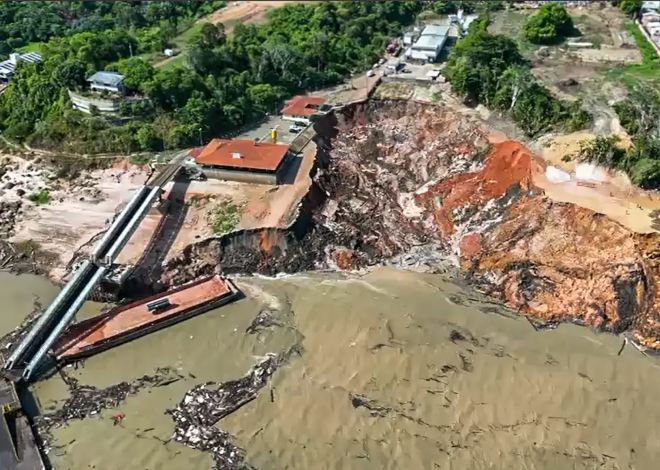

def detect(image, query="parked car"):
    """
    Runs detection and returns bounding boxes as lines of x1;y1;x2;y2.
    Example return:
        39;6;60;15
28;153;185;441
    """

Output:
373;63;380;69
293;121;307;127
289;126;302;134
378;58;386;65
366;69;375;77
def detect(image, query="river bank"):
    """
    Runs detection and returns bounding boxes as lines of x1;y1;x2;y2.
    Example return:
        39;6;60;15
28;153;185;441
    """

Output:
4;95;660;469
149;99;660;354
4;96;660;352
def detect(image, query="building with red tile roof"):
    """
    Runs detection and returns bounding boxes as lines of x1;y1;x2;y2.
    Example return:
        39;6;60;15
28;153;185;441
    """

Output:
194;138;290;184
281;95;328;123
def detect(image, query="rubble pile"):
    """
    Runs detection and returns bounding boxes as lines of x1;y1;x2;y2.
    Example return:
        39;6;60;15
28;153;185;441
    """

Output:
246;309;283;334
0;199;21;238
0;156;57;208
166;354;281;470
318;100;488;268
157;99;660;349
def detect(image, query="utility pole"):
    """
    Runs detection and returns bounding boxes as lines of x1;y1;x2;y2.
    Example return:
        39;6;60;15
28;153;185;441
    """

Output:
129;42;133;58
198;127;203;146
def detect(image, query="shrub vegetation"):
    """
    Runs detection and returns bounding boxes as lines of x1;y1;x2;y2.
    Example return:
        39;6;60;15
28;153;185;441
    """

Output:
523;3;574;45
445;15;591;137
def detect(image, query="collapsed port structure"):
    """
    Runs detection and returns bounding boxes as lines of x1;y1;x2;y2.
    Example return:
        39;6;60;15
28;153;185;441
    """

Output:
2;152;192;382
4;185;163;381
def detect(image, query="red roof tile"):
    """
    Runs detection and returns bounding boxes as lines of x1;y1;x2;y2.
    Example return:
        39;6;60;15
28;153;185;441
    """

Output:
281;95;326;116
188;146;205;158
195;139;289;171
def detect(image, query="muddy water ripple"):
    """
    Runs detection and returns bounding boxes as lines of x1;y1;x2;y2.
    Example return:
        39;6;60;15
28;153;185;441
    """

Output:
1;270;658;470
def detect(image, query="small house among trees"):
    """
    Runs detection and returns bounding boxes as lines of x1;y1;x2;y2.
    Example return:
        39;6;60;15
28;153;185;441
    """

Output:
87;71;125;95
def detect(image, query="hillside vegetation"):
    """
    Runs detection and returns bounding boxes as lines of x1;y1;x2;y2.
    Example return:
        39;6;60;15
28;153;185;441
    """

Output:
444;15;591;137
0;1;423;154
523;3;575;44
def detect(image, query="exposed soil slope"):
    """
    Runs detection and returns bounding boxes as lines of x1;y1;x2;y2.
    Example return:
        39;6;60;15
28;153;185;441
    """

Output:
162;100;660;350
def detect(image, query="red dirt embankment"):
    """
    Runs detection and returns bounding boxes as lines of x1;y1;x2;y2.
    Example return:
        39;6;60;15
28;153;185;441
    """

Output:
416;141;541;237
418;140;660;343
161;100;660;350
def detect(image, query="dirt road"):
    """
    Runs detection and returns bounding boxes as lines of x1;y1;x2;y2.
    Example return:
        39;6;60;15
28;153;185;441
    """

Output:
153;1;310;68
206;1;309;33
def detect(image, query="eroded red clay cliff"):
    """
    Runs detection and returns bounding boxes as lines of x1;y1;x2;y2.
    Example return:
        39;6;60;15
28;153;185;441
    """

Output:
161;100;660;349
416;140;653;336
321;101;660;347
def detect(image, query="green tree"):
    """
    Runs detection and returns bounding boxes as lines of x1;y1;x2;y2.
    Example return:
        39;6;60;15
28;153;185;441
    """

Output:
614;84;660;137
52;60;87;90
620;1;643;16
445;26;525;105
431;2;458;14
626;135;660;187
136;124;159;151
575;135;625;167
523;3;574;44
175;90;220;132
493;65;535;110
247;83;283;115
190;22;226;50
117;57;155;94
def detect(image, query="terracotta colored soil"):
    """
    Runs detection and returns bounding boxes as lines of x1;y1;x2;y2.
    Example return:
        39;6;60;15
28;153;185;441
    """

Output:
414;140;660;340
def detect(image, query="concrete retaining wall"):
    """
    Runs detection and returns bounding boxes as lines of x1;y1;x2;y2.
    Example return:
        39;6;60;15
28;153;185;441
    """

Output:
69;90;121;114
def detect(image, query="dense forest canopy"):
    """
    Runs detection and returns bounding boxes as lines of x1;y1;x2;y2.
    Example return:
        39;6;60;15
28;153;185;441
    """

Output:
0;1;425;154
0;1;224;54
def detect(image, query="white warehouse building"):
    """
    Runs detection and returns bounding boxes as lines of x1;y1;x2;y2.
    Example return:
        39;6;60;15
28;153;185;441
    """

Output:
406;25;449;63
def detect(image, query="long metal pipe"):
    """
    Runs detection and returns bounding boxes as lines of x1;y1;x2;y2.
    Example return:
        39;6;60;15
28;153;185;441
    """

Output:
91;186;149;262
5;260;93;370
103;186;161;266
23;265;108;381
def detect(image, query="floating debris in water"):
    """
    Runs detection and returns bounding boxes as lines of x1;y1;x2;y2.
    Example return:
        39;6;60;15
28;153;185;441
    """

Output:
35;366;184;454
245;309;283;334
166;354;281;470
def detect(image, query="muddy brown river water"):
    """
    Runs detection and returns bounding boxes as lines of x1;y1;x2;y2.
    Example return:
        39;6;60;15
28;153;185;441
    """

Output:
1;269;659;470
